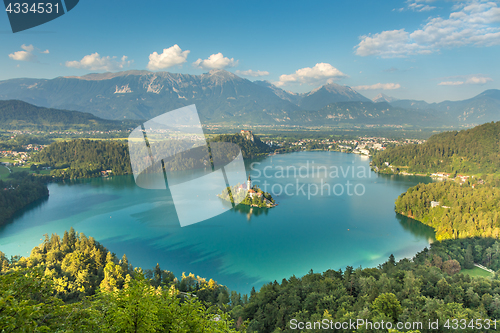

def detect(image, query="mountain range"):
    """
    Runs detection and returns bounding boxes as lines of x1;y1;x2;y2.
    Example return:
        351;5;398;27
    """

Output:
391;89;500;125
254;80;370;110
0;69;499;127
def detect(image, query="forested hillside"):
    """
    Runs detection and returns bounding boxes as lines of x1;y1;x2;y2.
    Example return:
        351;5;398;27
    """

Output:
0;172;49;225
32;139;132;178
0;100;136;131
372;121;500;174
31;133;271;179
209;132;272;159
0;229;238;332
1;231;500;332
395;181;500;241
241;238;500;333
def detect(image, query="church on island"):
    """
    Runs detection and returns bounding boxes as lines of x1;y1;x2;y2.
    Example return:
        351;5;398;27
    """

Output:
218;175;276;208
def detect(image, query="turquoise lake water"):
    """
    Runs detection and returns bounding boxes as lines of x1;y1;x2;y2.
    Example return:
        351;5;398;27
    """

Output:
0;151;435;294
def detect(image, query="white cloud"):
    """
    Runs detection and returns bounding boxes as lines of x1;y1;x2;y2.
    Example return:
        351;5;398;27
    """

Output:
438;81;464;86
193;53;238;69
275;63;348;87
408;1;436;12
21;44;34;52
8;44;48;62
465;76;493;84
438;75;493;85
147;45;189;70
235;69;269;77
395;0;436;12
355;29;429;57
353;83;401;90
65;53;133;71
357;0;500;58
9;50;35;62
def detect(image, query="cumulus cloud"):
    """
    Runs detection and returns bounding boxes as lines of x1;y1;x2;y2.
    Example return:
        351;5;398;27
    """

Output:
275;63;348;87
8;44;48;62
353;83;401;90
235;69;269;77
438;75;493;86
147;45;189;70
65;53;133;71
357;0;500;58
9;50;35;62
192;53;238;69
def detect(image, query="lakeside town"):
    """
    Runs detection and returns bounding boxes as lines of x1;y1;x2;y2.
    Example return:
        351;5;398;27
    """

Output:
0;130;427;171
262;135;424;157
0;144;47;167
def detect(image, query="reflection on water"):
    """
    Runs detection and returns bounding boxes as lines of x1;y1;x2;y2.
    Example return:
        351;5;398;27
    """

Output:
218;194;271;221
395;213;435;243
0;196;50;230
233;204;270;221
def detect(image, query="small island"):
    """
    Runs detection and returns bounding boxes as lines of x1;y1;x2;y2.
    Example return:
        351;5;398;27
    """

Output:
218;176;277;208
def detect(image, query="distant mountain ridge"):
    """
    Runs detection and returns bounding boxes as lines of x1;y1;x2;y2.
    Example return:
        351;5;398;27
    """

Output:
0;70;299;123
390;89;500;124
0;100;136;131
0;70;370;123
254;80;370;110
0;70;499;127
288;101;442;127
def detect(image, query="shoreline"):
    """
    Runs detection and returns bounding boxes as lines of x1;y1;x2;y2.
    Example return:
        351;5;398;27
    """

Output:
1;150;438;296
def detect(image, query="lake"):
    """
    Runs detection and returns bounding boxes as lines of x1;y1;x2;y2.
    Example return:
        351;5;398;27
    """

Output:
0;151;435;294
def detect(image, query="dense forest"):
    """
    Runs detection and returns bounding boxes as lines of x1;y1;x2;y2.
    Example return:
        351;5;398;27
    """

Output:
32;139;133;178
372;121;500;174
0;172;49;226
0;229;241;332
31;133;272;179
395;181;500;241
241;237;500;333
1;230;500;332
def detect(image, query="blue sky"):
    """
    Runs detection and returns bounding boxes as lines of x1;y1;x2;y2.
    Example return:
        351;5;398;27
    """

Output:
1;0;499;102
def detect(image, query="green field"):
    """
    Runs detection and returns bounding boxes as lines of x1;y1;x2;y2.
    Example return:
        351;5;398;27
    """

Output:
10;166;51;175
0;157;16;163
461;267;494;278
0;165;10;179
0;164;51;180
